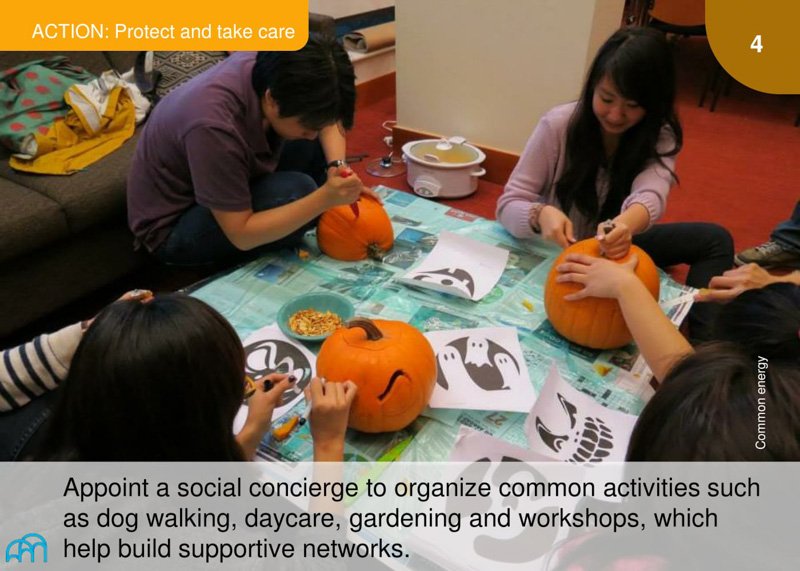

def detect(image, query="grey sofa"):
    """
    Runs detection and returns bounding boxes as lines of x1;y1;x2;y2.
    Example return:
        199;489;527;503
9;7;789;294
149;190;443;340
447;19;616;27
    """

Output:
0;52;146;339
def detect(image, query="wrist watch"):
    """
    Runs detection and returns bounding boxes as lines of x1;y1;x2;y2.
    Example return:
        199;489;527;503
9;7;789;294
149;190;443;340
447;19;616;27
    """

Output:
326;159;347;170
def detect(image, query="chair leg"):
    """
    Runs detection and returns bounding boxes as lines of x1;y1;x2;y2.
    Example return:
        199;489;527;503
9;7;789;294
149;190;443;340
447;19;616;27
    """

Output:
723;76;733;96
700;63;721;109
710;70;731;112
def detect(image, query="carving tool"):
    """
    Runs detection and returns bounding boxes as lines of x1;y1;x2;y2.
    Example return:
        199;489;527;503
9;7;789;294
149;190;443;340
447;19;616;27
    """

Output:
339;167;360;218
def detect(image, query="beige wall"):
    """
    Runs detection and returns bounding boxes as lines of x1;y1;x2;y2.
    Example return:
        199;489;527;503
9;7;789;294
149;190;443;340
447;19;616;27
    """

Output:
396;0;625;153
309;0;394;19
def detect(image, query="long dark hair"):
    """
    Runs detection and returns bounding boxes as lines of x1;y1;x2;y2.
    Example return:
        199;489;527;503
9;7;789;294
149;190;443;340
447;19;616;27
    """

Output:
252;32;356;130
34;294;246;461
555;27;682;223
626;343;800;461
713;282;800;360
551;285;800;569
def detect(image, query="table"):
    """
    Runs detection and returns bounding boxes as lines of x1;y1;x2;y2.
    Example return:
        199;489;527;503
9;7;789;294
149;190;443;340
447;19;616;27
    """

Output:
191;186;692;463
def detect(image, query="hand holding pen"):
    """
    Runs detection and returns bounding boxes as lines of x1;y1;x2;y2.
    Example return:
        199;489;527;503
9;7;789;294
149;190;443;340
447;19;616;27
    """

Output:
236;373;295;459
243;373;295;431
303;377;358;462
596;219;632;260
336;166;361;218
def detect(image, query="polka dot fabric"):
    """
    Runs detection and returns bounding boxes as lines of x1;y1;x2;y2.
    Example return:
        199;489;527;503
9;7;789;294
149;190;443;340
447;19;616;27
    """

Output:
0;56;95;153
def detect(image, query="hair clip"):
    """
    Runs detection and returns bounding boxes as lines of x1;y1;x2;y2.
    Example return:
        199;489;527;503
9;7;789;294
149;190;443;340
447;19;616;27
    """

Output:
123;289;154;303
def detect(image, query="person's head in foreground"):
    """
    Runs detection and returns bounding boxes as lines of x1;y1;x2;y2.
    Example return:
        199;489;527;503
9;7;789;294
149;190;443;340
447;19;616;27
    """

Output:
628;283;800;461
626;343;799;461
549;284;800;571
252;32;356;140
712;281;800;360
35;294;268;460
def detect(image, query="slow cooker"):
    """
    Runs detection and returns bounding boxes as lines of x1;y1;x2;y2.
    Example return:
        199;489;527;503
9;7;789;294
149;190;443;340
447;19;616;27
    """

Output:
402;137;486;198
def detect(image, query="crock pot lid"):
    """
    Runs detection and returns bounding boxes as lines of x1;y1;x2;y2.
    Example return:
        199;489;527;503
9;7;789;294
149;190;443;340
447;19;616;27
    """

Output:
407;139;480;164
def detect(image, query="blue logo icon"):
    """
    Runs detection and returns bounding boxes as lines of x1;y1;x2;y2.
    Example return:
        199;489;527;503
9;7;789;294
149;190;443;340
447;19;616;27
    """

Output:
5;533;48;563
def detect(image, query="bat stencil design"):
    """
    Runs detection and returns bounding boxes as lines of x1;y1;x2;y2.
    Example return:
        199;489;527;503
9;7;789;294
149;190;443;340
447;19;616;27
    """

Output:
412;267;476;298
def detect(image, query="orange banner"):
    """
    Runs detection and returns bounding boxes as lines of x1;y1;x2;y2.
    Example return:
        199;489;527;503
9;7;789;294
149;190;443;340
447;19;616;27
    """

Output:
2;1;308;51
707;0;800;94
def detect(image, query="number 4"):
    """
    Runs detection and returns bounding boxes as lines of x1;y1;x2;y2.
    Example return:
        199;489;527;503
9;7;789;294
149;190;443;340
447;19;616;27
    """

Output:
750;35;763;53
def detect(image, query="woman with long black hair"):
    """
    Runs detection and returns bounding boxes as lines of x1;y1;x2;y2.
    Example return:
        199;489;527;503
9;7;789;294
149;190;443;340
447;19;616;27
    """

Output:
497;27;733;340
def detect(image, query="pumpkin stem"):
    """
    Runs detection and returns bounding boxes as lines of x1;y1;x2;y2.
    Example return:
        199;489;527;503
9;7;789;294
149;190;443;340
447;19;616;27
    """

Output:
367;243;386;262
346;318;383;341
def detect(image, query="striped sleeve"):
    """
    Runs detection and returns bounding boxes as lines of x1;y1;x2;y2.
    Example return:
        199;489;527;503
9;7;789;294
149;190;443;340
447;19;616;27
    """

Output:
0;323;82;411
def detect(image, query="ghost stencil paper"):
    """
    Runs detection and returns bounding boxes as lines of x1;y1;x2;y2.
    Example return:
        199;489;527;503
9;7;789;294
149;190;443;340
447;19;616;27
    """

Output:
398;231;509;301
426;327;536;412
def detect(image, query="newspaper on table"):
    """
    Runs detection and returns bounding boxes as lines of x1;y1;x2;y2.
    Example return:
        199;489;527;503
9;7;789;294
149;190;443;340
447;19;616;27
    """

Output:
190;186;695;462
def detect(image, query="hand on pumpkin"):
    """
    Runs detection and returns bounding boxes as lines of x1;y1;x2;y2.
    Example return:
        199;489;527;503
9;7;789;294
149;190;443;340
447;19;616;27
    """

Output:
359;186;383;203
596;221;632;260
556;253;639;300
694;263;781;304
321;169;367;209
306;377;358;462
538;206;576;248
244;374;294;434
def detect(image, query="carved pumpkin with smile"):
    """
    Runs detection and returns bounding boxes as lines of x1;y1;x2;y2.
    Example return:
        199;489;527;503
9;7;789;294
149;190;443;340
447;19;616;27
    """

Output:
316;318;436;433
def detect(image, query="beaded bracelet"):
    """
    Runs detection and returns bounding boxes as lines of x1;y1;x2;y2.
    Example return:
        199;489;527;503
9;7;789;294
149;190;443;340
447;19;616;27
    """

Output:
529;203;546;233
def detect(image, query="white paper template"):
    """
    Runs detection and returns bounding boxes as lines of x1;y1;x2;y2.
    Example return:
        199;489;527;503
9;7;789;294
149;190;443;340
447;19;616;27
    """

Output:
425;327;536;412
239;324;316;422
403;427;574;571
525;364;638;463
398;231;509;300
449;426;553;463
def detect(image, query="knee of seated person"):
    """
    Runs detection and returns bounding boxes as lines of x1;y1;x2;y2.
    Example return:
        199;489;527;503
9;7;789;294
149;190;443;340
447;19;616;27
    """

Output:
290;172;319;196
251;171;319;210
702;223;734;254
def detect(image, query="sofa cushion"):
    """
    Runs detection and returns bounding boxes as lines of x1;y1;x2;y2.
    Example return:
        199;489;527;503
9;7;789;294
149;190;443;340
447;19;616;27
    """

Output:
0;132;140;234
0;178;69;264
103;52;140;74
0;52;112;76
0;222;147;338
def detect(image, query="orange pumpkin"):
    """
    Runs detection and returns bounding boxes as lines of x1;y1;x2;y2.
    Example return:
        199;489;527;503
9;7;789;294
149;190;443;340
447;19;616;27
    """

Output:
544;238;660;349
316;318;436;433
317;195;394;261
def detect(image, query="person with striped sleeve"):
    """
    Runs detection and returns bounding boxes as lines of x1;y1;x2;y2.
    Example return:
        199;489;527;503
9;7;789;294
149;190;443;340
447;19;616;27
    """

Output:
0;289;152;459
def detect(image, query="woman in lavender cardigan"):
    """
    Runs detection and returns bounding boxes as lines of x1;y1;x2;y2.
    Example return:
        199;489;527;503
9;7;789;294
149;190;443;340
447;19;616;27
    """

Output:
496;27;733;341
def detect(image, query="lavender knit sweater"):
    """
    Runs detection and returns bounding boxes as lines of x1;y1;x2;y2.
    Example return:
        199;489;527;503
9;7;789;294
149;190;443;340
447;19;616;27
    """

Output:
496;102;678;240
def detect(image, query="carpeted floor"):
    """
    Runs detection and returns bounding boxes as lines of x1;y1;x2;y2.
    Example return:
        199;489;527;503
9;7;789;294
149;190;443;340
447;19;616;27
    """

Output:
347;37;800;254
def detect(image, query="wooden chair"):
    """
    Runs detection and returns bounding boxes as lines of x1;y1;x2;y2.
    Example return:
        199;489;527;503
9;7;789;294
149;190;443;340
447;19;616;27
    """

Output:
648;0;706;36
644;1;730;111
698;60;734;112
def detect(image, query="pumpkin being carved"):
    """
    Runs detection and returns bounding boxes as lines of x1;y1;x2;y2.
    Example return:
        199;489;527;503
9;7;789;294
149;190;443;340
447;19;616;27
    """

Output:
544;239;660;350
316;318;436;433
317;196;394;261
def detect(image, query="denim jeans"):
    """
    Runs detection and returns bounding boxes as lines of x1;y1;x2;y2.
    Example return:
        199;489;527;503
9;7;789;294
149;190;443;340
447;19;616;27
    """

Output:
770;200;800;253
154;139;326;267
633;222;734;342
